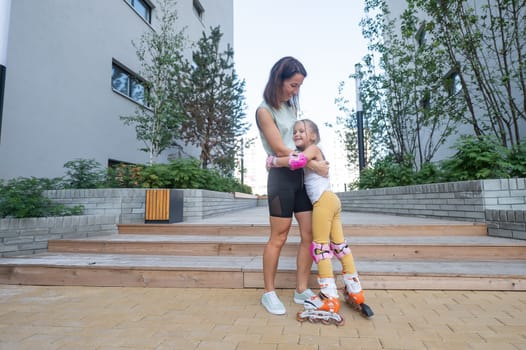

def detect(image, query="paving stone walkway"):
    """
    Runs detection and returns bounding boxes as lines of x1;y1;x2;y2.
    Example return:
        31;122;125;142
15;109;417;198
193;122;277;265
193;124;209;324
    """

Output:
0;285;525;350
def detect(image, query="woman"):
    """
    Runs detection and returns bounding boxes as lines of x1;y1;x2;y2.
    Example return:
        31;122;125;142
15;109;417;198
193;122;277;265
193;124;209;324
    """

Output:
256;56;328;315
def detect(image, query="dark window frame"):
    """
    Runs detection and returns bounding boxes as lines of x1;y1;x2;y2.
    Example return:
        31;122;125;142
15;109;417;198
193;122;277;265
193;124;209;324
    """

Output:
193;0;205;21
125;0;153;24
445;69;462;96
420;90;431;112
111;61;148;106
416;23;427;48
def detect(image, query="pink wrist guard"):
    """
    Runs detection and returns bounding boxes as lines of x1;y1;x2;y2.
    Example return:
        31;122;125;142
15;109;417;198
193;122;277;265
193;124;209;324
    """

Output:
289;152;307;170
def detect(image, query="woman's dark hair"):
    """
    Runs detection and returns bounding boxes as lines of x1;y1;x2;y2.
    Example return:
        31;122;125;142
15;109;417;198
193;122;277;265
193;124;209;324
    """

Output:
263;56;307;110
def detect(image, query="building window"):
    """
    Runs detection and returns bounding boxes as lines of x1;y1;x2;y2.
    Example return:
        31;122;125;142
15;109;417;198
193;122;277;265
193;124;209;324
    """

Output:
416;24;427;48
112;62;147;105
126;0;152;23
445;70;462;96
420;92;431;112
193;0;204;21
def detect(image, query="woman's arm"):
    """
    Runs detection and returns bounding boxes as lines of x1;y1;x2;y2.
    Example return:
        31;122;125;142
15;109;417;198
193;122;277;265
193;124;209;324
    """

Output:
270;145;329;177
256;107;293;157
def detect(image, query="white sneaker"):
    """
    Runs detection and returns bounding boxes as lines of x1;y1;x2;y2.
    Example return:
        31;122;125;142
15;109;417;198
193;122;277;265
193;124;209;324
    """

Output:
293;288;316;304
261;291;286;315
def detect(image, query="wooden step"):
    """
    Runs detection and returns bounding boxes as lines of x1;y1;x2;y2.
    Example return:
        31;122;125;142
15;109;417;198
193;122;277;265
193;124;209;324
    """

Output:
117;222;488;236
48;234;526;261
0;253;524;291
2;219;524;291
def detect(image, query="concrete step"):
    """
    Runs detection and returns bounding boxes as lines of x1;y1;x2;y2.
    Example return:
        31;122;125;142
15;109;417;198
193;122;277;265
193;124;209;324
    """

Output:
0;253;524;291
117;222;488;236
48;234;526;261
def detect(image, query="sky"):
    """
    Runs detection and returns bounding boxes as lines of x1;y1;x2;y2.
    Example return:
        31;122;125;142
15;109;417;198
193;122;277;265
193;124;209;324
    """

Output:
233;0;368;132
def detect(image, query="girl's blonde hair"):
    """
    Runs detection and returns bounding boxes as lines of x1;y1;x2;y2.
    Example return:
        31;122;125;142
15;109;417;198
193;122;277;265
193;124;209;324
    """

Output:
296;118;320;144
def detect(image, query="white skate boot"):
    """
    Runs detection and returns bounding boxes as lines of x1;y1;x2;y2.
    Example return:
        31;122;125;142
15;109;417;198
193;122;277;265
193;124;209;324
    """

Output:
343;273;374;319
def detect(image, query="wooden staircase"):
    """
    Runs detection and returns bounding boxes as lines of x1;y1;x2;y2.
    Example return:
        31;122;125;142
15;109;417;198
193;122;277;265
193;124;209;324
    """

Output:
1;219;525;291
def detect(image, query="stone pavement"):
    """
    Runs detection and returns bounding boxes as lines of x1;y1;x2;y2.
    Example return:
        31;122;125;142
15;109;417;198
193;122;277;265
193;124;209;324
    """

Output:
0;208;525;349
0;285;525;350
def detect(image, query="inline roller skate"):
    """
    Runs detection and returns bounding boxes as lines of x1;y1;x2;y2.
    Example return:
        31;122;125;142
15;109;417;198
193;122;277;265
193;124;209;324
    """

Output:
296;277;345;326
343;273;374;319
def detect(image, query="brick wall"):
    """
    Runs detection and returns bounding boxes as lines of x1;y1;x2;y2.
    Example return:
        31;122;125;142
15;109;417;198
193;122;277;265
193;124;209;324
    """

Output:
182;190;259;221
44;188;146;224
1;189;258;256
338;178;526;222
44;188;258;223
337;178;526;240
485;210;526;240
0;215;118;257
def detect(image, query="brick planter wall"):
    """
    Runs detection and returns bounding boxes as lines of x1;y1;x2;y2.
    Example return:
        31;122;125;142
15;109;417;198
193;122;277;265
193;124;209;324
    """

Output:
337;178;526;240
485;210;526;240
1;189;258;257
0;215;118;257
338;178;526;222
44;189;258;223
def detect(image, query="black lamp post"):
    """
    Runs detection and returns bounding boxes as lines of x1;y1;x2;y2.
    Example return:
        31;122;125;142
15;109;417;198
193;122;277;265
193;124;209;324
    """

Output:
355;63;365;171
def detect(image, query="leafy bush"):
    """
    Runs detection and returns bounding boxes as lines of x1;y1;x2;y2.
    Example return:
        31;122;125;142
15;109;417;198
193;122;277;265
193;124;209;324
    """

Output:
440;135;511;181
105;164;144;188
508;142;526;177
355;154;416;189
413;161;444;185
63;158;106;189
354;135;523;189
0;177;83;218
105;158;252;193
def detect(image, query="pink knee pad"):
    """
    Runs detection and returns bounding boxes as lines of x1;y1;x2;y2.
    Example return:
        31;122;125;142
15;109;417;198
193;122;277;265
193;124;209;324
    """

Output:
310;242;333;263
330;241;351;260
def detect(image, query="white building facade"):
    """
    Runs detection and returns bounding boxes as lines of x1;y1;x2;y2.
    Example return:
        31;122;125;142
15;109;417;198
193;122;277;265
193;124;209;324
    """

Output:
0;0;233;180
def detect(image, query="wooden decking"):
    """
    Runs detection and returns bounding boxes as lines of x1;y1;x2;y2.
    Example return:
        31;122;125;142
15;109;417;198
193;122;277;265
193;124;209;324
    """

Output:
1;220;525;291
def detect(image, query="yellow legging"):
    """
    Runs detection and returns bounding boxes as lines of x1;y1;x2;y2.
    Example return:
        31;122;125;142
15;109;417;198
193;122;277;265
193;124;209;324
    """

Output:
312;191;357;278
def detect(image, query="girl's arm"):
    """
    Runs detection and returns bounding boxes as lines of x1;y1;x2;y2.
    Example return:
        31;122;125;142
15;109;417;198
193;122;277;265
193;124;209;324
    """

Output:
270;145;329;177
307;158;330;177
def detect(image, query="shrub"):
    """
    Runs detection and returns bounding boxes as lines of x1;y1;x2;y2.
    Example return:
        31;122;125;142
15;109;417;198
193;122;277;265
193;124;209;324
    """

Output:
440;135;511;181
508;142;526;177
104;158;252;194
63;158;106;189
414;161;444;184
0;177;83;218
105;164;144;188
355;154;416;189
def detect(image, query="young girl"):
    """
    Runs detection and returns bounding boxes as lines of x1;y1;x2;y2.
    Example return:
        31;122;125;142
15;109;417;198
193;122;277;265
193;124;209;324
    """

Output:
268;118;374;325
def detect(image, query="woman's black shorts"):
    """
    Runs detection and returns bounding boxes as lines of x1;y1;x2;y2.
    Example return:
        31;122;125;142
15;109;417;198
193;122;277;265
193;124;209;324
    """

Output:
267;167;312;218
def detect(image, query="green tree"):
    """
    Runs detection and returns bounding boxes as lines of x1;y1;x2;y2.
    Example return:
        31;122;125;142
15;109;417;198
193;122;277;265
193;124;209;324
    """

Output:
176;26;248;176
339;0;464;172
409;0;526;148
120;0;189;164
